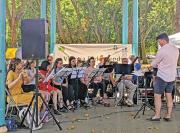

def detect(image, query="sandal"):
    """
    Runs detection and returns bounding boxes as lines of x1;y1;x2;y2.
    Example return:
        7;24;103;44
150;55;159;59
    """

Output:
102;99;110;107
67;104;75;112
163;117;171;121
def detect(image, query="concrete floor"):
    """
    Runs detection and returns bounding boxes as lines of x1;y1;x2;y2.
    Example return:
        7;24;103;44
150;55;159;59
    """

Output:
14;103;180;133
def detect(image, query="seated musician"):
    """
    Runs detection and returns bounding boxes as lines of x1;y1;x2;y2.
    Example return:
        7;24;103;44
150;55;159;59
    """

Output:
81;57;104;105
67;56;78;109
21;60;36;92
115;58;137;106
47;53;54;66
76;57;83;67
50;58;69;112
67;56;88;109
38;60;63;115
98;56;114;103
97;55;104;68
6;58;42;112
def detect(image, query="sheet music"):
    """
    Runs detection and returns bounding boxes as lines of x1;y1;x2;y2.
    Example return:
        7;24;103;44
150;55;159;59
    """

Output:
132;70;144;76
115;74;122;81
44;67;72;82
57;68;73;77
97;68;106;76
71;67;86;79
88;68;106;78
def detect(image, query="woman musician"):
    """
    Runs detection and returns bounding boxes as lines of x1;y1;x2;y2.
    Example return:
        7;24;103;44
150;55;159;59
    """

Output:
81;57;105;105
6;58;42;129
50;58;70;112
38;60;65;115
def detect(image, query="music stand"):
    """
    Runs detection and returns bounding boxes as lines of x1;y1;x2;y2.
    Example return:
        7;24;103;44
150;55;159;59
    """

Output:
114;64;132;108
134;71;155;119
70;67;86;108
88;68;106;84
99;65;114;73
54;68;73;78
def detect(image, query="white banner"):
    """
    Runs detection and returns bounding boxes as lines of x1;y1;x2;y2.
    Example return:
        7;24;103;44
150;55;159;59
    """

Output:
54;44;132;64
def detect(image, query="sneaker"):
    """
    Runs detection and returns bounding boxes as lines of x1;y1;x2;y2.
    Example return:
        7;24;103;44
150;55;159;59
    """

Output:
54;109;62;115
32;123;43;131
58;107;68;113
125;99;134;107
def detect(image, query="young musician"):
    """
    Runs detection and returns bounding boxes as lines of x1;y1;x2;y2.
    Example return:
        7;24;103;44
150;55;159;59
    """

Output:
149;33;179;121
81;57;103;104
6;58;31;104
38;60;62;115
98;55;113;105
6;58;42;129
51;58;69;112
67;56;77;109
22;60;36;92
47;53;54;65
77;57;83;67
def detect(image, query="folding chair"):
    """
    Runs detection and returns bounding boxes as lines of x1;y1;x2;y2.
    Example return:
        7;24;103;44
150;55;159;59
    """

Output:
5;87;28;118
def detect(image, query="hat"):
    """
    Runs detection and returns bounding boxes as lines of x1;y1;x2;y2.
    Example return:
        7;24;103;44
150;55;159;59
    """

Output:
134;63;141;71
156;33;169;40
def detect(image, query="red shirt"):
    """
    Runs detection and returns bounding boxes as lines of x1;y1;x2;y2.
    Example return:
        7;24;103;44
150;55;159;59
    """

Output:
38;70;58;92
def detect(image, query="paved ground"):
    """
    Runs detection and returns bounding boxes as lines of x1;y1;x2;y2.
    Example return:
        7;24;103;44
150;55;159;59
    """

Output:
14;102;180;133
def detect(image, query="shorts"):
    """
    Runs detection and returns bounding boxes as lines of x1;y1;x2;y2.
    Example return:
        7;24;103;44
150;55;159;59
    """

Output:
153;77;174;94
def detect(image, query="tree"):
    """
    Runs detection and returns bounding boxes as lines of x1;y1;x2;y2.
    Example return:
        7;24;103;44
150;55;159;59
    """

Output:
6;0;176;61
6;0;34;47
175;0;180;32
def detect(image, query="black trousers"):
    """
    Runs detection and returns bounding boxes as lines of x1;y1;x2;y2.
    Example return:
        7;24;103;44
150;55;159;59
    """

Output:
78;82;88;100
68;79;88;101
88;82;103;98
22;84;36;93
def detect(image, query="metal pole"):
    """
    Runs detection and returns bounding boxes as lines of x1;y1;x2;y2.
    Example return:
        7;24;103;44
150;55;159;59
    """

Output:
40;0;46;19
0;0;6;126
132;0;139;56
50;0;56;53
122;0;129;45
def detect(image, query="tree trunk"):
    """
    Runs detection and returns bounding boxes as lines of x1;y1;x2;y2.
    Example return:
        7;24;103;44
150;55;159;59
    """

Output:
57;0;65;43
175;0;180;32
11;0;17;47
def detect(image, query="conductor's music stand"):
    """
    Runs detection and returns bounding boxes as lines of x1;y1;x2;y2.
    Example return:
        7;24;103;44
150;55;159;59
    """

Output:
114;64;133;107
134;71;155;119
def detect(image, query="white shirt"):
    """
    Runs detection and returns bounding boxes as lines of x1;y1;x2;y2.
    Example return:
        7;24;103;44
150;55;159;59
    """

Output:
151;43;179;82
26;68;36;85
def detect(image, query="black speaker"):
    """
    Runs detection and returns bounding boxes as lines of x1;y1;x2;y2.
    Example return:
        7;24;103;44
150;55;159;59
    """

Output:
21;19;48;59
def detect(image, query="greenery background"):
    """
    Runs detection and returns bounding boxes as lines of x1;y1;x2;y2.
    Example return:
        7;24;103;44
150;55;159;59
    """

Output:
6;0;180;63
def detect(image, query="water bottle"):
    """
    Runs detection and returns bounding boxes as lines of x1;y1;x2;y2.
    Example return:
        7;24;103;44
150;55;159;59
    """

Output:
77;99;80;108
43;110;49;123
85;97;89;104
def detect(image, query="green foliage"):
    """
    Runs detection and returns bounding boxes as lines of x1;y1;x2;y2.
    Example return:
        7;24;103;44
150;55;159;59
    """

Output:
6;0;176;55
